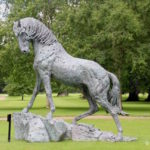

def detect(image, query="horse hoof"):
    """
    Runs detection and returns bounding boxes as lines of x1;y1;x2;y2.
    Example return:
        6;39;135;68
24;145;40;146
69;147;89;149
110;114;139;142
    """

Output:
116;133;123;141
51;106;55;113
116;135;123;141
72;122;77;125
120;111;129;116
22;108;28;113
46;112;53;120
72;119;77;125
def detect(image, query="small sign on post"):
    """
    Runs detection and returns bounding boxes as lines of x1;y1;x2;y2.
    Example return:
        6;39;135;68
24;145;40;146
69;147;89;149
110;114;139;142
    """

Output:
7;114;11;142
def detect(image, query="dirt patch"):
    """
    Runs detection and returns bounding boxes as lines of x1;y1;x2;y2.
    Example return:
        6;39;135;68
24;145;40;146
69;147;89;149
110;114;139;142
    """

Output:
1;115;150;121
0;118;7;121
55;115;150;120
0;95;7;101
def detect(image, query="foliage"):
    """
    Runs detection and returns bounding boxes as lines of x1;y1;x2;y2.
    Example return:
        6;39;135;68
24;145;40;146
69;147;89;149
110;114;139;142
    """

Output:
0;0;150;96
0;0;62;95
0;20;35;95
52;0;145;94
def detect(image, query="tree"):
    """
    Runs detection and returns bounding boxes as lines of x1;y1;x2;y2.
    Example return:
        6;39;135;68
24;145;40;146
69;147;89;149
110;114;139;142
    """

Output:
0;0;150;101
52;0;143;101
0;0;38;96
123;0;150;101
0;0;74;96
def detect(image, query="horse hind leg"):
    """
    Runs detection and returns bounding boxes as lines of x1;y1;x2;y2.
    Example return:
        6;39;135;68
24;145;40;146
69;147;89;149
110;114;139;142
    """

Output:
72;86;99;124
96;92;123;141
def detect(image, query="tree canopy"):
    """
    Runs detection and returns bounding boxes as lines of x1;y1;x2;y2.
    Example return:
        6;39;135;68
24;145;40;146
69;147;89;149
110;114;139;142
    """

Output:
0;0;150;100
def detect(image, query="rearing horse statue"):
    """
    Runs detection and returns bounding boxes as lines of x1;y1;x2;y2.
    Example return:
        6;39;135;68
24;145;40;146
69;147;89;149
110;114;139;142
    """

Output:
13;17;127;140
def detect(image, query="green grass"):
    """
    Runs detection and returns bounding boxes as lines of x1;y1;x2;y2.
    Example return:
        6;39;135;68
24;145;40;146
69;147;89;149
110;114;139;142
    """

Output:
0;93;150;150
0;93;150;117
0;119;150;150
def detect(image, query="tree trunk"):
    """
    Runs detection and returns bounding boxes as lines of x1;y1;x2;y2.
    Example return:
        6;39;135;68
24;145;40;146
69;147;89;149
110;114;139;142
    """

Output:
81;93;86;99
145;89;150;102
22;94;24;101
126;78;139;101
126;91;139;101
57;91;69;97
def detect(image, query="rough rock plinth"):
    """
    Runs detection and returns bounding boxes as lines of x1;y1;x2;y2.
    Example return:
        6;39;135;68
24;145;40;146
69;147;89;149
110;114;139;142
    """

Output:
13;112;137;142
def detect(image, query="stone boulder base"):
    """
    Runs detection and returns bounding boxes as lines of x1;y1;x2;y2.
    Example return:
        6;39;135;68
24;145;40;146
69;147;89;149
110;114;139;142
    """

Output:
13;112;136;142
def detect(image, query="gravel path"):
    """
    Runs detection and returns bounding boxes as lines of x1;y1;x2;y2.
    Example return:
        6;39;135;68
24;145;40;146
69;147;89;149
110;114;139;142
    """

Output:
55;115;150;120
0;95;7;101
1;115;150;121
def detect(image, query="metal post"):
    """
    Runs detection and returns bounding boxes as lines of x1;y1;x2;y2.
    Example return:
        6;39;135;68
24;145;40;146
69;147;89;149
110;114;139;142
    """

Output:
7;114;11;142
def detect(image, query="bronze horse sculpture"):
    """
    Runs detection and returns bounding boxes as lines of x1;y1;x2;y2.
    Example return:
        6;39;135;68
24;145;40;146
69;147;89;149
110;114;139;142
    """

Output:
13;17;127;140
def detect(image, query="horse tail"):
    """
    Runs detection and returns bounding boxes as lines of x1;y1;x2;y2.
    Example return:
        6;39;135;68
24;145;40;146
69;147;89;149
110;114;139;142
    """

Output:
107;72;122;110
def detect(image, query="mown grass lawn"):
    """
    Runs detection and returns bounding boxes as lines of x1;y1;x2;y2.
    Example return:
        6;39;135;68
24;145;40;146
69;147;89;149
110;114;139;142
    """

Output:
0;93;150;117
0;93;150;150
0;119;150;150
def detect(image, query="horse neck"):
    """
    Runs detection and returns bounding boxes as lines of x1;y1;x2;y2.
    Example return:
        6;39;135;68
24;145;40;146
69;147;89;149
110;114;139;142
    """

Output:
32;40;42;56
32;40;69;57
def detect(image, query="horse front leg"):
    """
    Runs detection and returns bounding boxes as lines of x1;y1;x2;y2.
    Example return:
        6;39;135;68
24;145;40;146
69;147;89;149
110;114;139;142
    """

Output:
22;72;41;113
39;70;55;120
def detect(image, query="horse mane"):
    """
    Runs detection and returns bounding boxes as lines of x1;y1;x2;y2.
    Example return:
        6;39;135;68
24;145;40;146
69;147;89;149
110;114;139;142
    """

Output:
14;17;57;45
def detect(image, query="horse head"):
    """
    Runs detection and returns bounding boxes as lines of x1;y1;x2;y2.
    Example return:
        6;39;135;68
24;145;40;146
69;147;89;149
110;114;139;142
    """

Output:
13;20;30;53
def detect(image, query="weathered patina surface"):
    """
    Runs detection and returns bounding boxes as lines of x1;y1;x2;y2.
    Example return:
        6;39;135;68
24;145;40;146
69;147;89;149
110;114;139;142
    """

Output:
13;17;127;140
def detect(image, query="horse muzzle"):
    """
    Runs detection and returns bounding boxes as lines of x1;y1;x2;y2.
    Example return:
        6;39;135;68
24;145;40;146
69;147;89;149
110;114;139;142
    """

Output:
21;49;30;54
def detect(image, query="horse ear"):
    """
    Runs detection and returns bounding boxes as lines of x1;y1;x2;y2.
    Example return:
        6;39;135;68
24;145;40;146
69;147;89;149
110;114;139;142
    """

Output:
17;20;21;28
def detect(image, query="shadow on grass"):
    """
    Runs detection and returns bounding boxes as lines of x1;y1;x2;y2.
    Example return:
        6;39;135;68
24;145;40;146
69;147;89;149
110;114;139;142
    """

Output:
123;101;150;104
123;106;150;112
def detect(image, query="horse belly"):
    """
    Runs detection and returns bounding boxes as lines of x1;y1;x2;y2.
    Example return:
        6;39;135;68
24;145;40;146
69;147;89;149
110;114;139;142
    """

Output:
52;56;107;87
52;66;82;86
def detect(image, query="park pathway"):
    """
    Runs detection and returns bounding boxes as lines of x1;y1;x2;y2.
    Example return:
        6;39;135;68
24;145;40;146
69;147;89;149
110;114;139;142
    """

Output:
0;115;150;121
0;95;7;101
55;115;150;120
